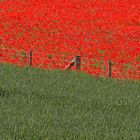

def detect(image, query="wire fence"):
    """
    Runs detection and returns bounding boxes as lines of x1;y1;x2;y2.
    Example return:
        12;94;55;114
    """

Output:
0;48;140;80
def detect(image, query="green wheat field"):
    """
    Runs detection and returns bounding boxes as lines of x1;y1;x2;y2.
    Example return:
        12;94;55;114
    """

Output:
0;63;140;140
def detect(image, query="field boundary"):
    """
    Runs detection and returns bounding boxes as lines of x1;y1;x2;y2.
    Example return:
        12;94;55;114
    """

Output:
0;49;140;80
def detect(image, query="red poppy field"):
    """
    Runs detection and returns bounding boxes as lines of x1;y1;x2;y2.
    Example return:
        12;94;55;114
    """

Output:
0;0;140;80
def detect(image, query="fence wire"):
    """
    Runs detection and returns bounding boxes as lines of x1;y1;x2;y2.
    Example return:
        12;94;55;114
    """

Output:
0;49;140;80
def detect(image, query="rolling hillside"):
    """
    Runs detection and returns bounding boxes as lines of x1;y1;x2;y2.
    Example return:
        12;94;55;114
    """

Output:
0;63;140;139
0;0;140;79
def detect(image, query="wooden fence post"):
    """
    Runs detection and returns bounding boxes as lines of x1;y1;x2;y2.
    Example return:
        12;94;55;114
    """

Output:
64;55;81;70
75;55;81;70
29;50;32;67
108;60;112;78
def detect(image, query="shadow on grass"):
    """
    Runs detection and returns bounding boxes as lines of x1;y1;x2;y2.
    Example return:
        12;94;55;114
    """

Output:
0;87;10;97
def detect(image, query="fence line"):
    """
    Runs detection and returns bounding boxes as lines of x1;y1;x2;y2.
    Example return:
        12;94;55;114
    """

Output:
1;50;137;64
0;49;140;80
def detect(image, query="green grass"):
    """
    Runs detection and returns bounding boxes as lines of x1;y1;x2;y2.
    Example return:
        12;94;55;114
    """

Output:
0;63;140;140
